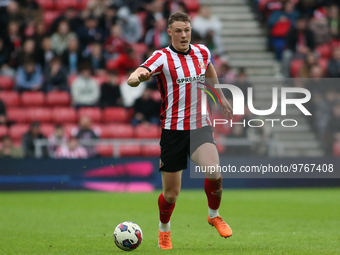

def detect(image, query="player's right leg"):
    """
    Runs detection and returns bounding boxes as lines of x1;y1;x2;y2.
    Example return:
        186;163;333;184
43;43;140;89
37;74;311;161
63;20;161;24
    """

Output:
158;170;182;249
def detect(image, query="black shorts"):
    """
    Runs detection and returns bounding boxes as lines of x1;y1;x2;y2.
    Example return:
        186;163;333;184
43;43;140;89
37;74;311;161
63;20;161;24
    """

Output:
159;126;216;172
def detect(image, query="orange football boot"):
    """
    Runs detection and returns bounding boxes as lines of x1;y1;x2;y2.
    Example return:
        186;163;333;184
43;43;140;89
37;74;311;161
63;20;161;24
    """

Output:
158;230;172;249
208;216;233;238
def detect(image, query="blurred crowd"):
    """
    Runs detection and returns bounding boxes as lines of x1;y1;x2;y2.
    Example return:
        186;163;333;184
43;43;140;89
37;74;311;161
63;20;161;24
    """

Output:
0;0;236;158
253;0;340;156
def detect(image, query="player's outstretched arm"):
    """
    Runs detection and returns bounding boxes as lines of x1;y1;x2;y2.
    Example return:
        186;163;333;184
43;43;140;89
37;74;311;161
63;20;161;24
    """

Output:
205;63;233;119
127;67;156;87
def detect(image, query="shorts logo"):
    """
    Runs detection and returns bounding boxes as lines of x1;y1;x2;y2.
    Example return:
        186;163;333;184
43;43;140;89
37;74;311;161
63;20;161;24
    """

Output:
198;61;206;69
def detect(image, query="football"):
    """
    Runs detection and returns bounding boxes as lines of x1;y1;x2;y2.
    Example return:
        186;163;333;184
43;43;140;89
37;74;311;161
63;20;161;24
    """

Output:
113;221;143;251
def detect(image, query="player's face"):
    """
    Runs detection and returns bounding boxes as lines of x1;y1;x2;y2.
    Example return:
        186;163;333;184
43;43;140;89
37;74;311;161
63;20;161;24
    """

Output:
168;21;191;52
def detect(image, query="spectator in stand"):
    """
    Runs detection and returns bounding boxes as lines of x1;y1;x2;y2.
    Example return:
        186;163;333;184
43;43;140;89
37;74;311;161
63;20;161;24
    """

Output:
327;103;340;155
295;0;322;18
99;70;122;108
51;21;78;56
1;1;24;31
15;59;43;92
61;37;83;74
104;24;129;58
6;21;21;62
144;0;164;34
87;43;106;75
0;38;11;68
192;5;224;54
22;121;47;158
50;7;83;34
76;15;105;52
218;61;236;85
36;37;57;69
47;124;68;158
43;56;69;92
55;137;88;159
15;39;37;67
87;0;111;19
98;4;119;37
282;15;316;77
328;4;340;40
327;46;340;78
72;115;98;157
309;9;331;46
299;51;318;78
163;0;187;20
110;47;139;75
314;89;337;150
117;7;142;43
145;18;169;49
0;99;6;125
268;1;299;60
131;87;160;126
234;67;252;100
0;135;23;158
32;20;47;52
71;62;100;108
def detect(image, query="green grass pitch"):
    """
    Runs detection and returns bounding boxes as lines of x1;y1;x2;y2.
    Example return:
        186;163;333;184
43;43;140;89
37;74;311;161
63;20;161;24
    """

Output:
0;188;339;255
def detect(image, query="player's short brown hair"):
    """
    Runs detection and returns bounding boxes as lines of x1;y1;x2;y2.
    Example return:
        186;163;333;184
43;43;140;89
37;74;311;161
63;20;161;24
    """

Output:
168;12;191;28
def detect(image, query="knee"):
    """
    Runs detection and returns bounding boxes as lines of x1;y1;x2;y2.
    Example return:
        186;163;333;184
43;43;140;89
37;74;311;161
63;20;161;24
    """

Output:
163;190;179;204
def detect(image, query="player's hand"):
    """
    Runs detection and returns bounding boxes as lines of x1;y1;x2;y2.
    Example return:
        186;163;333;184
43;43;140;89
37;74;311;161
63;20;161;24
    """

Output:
221;98;233;119
137;70;156;82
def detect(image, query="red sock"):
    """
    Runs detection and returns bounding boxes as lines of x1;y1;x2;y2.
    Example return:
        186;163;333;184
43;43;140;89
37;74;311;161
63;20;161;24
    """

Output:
158;192;175;224
204;178;222;210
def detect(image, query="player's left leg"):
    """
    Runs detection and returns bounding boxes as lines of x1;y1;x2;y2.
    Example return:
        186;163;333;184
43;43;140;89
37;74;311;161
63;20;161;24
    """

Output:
191;142;233;238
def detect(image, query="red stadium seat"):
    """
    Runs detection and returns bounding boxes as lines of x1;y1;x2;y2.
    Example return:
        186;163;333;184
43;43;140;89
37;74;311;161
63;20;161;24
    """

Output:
141;143;160;157
183;0;200;12
96;144;114;157
319;58;329;74
52;107;77;123
36;0;54;9
27;108;52;123
0;76;15;90
135;124;161;139
55;0;78;10
119;143;141;157
132;43;148;56
103;123;134;138
77;0;92;10
9;124;29;141
290;59;303;78
331;39;340;48
67;74;78;86
316;44;332;59
78;107;102;123
7;108;27;123
0;125;8;137
21;92;45;107
63;123;77;137
106;59;117;71
43;11;61;28
103;107;129;123
40;123;55;137
46;91;71;106
96;124;110;138
0;91;19;107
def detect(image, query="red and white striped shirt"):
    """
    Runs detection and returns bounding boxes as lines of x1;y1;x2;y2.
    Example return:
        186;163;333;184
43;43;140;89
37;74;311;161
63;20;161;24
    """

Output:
141;44;212;130
55;145;88;159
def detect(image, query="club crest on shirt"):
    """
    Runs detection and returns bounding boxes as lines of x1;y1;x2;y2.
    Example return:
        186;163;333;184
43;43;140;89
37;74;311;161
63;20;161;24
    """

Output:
198;61;206;69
